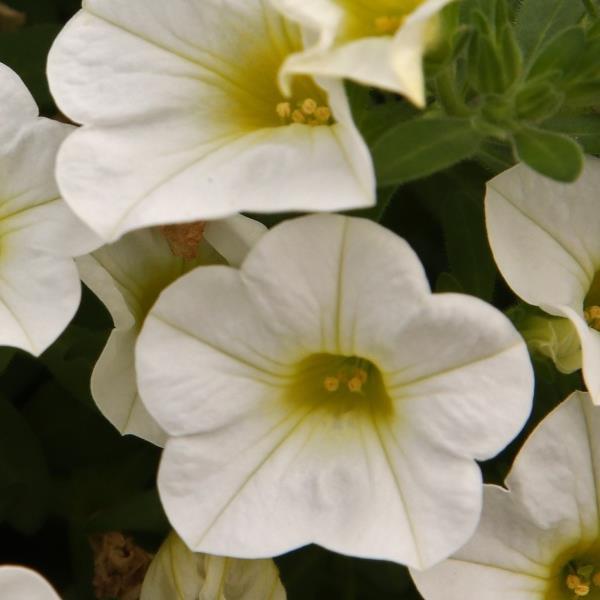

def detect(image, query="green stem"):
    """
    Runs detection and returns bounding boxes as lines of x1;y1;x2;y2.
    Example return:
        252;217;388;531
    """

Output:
435;68;471;117
583;0;599;17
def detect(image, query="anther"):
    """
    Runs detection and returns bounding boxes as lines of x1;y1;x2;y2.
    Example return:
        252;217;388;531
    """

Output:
324;376;340;392
568;575;583;590
301;98;317;115
291;109;306;124
276;102;291;119
585;306;600;331
347;377;363;393
574;582;591;596
374;15;402;35
315;106;332;123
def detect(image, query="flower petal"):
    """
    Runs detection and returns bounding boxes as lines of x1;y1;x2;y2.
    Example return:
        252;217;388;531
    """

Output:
49;0;374;240
0;566;60;600
412;391;600;599
486;157;600;310
387;293;533;460
140;532;286;600
0;63;38;134
241;214;431;357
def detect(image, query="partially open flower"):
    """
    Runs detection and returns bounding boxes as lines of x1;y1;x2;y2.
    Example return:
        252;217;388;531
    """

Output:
486;157;600;403
0;566;60;600
140;532;286;600
136;214;533;568
412;391;600;600
78;216;265;446
47;0;375;242
0;62;99;355
271;0;454;107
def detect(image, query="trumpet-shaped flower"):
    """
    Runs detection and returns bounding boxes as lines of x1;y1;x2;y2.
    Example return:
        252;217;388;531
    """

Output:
136;214;533;568
141;532;286;599
0;566;60;600
0;63;99;355
47;0;375;242
78;216;265;447
271;0;454;107
486;157;600;403
412;391;600;600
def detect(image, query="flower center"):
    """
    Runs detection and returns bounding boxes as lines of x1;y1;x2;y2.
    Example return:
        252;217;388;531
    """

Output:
334;0;424;40
584;272;600;332
286;353;393;418
275;97;333;127
563;561;600;598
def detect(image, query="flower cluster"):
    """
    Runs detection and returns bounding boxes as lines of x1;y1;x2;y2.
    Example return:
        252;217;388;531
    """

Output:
0;0;599;598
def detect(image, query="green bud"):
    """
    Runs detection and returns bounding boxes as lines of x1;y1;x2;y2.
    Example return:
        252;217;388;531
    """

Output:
520;314;582;374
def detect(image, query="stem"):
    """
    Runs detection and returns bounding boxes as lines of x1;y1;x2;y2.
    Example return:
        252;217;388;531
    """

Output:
583;0;599;17
435;67;471;117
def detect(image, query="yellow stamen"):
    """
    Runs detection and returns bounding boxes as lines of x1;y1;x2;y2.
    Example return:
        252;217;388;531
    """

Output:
347;376;363;393
291;109;306;124
574;582;590;596
324;376;340;392
584;305;600;331
374;15;403;35
593;572;600;587
276;102;291;119
568;575;583;590
315;106;332;123
301;98;318;115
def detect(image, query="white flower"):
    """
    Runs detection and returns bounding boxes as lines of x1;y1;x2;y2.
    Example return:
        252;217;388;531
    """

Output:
136;214;533;569
78;216;265;447
271;0;454;107
141;532;286;600
47;0;375;243
412;391;600;600
0;566;60;600
0;63;99;355
486;156;600;403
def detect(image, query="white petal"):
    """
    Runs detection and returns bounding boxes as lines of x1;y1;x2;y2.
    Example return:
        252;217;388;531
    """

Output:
137;267;293;437
203;215;266;268
0;63;38;135
0;240;80;355
241;214;431;356
486;157;600;310
49;0;374;241
412;391;600;599
0;566;60;600
388;293;533;460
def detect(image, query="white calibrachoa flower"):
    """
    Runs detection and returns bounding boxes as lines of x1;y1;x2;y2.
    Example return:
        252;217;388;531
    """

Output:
141;532;286;600
47;0;375;243
0;566;60;600
0;63;98;355
78;216;265;447
271;0;454;107
412;391;600;600
486;157;600;403
136;214;533;568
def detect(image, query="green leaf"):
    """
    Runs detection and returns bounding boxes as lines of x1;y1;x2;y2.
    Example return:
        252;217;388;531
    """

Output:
513;126;584;181
527;26;586;79
515;0;585;60
438;165;497;300
372;117;483;186
0;397;50;533
544;113;600;153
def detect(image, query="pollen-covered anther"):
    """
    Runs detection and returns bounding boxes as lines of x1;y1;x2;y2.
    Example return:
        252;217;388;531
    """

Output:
584;305;600;331
160;221;206;260
276;102;291;119
574;582;591;596
568;574;583;590
593;571;600;587
276;97;333;126
323;376;340;392
374;15;403;35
